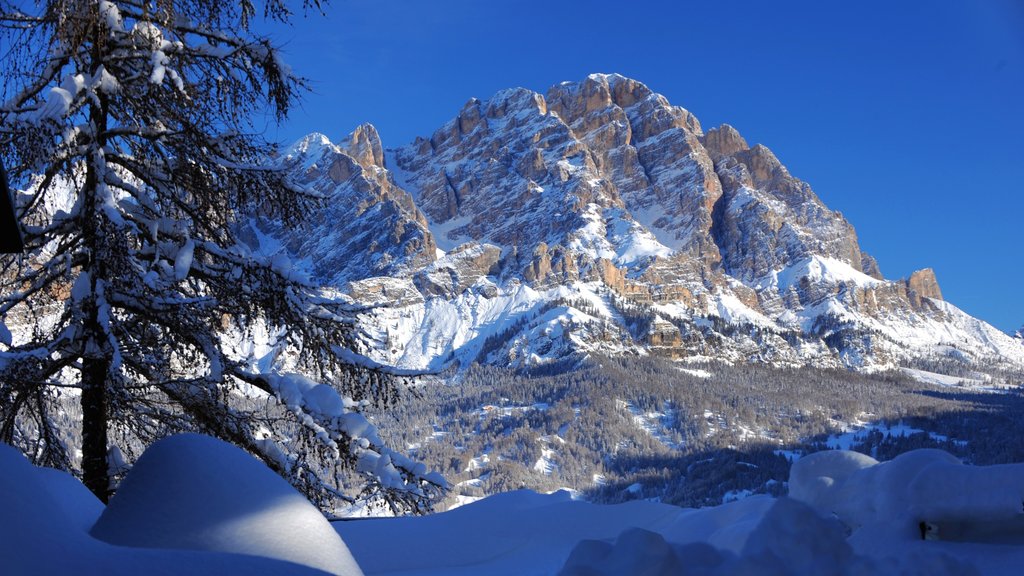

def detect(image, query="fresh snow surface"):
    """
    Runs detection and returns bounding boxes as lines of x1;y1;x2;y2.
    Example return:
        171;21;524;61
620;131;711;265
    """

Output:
0;441;332;575
91;434;363;575
356;281;626;370
901;367;994;391
567;205;673;267
4;438;1024;575
339;449;1024;575
283;132;340;172
676;366;713;378
425;215;475;251
757;255;882;293
712;291;776;327
34;466;105;532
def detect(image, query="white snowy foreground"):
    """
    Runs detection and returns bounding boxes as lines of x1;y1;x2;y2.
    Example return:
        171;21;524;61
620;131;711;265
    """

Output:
2;435;1024;575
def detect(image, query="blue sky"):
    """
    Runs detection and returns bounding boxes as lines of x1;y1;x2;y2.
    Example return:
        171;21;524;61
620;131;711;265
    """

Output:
260;0;1023;333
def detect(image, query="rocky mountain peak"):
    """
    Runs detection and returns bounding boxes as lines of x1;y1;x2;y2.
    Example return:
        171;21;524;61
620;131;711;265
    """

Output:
905;268;943;302
734;144;789;188
545;73;701;139
341;123;385;169
484;87;547;119
284;131;337;161
702;124;749;158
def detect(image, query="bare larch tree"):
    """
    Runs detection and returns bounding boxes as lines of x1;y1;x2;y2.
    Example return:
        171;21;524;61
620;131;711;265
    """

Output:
0;0;443;514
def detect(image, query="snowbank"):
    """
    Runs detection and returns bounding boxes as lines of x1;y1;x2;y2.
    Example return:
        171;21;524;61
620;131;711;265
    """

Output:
91;434;363;576
788;448;1024;573
33;465;105;532
5;440;1024;575
0;442;332;575
337;449;1024;575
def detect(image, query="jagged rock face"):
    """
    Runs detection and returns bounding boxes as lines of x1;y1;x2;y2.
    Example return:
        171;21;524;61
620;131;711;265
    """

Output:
546;74;723;284
394;88;589;257
282;126;436;285
279;74;1024;375
393;74;725;290
705;125;870;283
905;268;943;305
415;242;504;298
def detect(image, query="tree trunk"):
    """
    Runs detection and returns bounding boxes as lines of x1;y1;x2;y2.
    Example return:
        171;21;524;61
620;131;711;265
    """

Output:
80;15;111;500
81;351;110;502
79;123;110;502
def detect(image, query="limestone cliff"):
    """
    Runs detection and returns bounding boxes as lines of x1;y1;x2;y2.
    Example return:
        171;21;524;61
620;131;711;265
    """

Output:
277;75;1024;375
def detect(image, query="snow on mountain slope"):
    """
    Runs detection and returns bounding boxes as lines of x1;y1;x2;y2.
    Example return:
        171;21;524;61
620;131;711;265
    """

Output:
756;255;882;293
352;280;634;371
271;125;436;286
275;74;1024;378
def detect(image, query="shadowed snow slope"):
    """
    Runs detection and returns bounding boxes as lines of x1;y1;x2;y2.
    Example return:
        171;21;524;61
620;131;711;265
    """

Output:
5;439;1024;575
336;449;1024;576
0;442;331;575
91;434;363;576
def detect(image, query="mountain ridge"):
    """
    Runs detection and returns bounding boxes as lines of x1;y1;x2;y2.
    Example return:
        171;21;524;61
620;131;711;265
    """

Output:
280;73;1024;379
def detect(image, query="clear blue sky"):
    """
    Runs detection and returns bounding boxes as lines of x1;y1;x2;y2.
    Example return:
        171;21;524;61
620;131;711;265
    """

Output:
259;0;1024;333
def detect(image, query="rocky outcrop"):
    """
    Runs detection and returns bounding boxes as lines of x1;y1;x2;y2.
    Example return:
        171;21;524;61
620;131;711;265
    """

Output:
702;124;749;158
415;243;503;298
708;128;871;283
905;268;943;305
346;276;423;307
341;123;385;170
280;128;436;285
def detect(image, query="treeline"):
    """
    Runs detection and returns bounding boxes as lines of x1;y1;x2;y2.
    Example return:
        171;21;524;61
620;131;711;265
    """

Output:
369;356;1024;509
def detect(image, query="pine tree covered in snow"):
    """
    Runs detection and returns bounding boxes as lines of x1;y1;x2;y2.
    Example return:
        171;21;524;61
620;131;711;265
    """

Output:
0;0;442;513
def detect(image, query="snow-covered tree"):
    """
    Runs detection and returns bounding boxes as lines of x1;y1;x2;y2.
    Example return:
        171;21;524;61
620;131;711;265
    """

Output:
0;0;443;513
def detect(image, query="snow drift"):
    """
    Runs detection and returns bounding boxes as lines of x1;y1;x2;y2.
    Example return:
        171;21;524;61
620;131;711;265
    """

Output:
4;435;1024;575
91;434;363;575
0;440;335;575
338;449;1024;575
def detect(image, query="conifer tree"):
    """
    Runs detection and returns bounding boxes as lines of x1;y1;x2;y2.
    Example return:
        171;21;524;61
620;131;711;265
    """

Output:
0;0;442;513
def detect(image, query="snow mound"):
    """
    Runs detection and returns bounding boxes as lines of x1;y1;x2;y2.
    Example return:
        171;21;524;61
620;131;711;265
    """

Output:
0;442;327;575
34;465;105;532
91;434;363;576
560;497;978;576
0;443;86;573
661;494;776;553
790;448;1024;546
338;449;1024;575
559;527;712;576
787;449;879;511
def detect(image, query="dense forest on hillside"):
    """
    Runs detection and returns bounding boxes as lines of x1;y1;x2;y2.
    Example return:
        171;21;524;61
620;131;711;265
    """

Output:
369;357;1024;508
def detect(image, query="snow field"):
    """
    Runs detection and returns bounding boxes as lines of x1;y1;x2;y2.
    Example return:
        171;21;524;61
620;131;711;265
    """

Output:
339;448;1024;575
7;433;1024;575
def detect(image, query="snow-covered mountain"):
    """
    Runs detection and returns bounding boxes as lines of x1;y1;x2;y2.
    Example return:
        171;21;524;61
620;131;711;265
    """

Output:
282;73;1024;376
277;125;436;285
